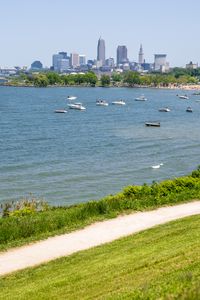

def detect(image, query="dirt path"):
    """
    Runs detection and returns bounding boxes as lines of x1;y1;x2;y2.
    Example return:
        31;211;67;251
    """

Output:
0;201;200;276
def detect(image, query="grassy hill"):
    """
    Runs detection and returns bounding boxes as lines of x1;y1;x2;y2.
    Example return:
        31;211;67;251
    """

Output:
1;168;200;251
1;215;200;300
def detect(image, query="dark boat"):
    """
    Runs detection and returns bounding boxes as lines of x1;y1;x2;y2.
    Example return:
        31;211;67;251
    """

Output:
145;122;160;127
186;107;193;112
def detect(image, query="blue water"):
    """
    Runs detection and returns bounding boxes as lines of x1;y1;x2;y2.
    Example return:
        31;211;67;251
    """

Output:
0;86;200;206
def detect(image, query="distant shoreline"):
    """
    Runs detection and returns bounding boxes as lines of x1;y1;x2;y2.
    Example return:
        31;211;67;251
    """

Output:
1;83;200;91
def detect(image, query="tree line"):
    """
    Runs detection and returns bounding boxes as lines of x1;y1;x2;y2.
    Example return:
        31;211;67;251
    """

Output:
9;68;200;87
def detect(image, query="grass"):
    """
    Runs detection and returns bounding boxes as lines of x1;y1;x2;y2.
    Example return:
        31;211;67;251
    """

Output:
1;169;200;251
0;215;200;299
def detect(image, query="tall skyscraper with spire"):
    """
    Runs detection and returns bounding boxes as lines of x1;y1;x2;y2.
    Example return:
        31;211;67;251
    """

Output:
138;44;144;64
97;37;105;65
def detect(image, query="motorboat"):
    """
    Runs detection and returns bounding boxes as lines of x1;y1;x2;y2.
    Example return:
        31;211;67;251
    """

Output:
145;122;160;127
54;109;67;113
192;92;200;96
178;95;189;100
68;103;86;110
158;107;171;112
96;100;109;106
135;95;147;101
67;96;77;100
112;100;126;105
186;106;193;112
152;163;163;169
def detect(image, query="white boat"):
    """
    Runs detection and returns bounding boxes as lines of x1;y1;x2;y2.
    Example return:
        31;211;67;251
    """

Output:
96;100;109;106
158;107;171;112
145;122;160;127
135;95;147;101
67;96;77;100
152;163;163;169
112;100;126;105
178;95;189;100
54;109;67;113
68;103;86;110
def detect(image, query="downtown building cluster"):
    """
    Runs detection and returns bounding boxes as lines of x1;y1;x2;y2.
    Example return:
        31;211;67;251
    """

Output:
0;37;199;78
31;37;170;74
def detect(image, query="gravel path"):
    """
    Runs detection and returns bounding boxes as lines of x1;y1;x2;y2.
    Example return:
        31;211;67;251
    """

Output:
0;201;200;276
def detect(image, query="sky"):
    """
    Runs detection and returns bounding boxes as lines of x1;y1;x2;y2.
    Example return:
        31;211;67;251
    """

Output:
1;0;200;68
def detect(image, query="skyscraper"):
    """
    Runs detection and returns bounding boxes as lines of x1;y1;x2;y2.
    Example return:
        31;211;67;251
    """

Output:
138;44;144;64
52;54;63;71
117;45;128;65
97;37;105;65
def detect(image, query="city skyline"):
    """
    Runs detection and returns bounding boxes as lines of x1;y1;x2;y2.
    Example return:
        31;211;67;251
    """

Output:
1;0;200;67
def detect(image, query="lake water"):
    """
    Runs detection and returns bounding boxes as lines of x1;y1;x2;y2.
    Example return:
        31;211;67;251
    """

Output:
0;86;200;206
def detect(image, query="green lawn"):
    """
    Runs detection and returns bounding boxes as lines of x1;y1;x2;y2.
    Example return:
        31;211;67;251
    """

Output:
1;215;200;300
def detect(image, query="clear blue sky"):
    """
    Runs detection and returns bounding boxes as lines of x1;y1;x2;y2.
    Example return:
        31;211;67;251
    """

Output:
1;0;200;68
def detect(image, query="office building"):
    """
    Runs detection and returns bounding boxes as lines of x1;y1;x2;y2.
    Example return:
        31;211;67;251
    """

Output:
70;53;79;68
58;52;68;59
186;61;198;69
105;57;115;68
79;55;86;65
31;60;43;70
117;45;128;65
59;59;70;72
52;54;63;71
154;54;167;71
138;44;144;64
52;53;70;72
97;37;105;65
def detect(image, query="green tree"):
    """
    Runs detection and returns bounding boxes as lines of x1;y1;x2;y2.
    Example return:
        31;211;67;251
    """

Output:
123;71;141;86
100;74;111;86
46;72;61;85
34;74;49;87
111;72;122;82
85;72;98;86
74;74;86;85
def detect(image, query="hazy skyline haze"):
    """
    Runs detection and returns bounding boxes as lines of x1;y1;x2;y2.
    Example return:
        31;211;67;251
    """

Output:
1;0;200;67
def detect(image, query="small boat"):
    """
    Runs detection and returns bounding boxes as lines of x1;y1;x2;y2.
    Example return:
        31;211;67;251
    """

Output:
68;103;86;110
67;96;77;100
112;100;126;105
178;95;189;100
145;122;160;127
186;106;193;112
135;95;147;101
54;109;67;113
192;92;200;96
152;163;163;169
158;107;170;112
96;100;109;106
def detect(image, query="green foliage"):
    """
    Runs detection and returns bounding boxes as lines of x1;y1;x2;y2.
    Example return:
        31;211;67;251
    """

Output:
1;169;200;250
46;72;61;85
100;74;111;86
1;216;200;300
6;67;200;88
111;72;122;82
33;74;49;87
123;71;141;86
84;71;98;86
0;197;49;218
